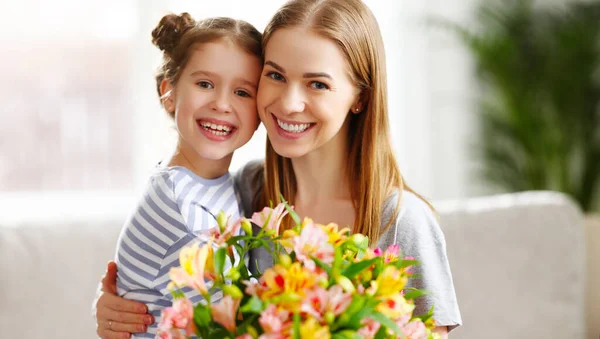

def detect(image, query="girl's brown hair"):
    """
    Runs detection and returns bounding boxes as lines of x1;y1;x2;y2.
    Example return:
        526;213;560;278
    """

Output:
259;0;431;244
151;13;263;117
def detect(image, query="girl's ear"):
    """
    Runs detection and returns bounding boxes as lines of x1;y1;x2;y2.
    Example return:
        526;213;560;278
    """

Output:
160;79;175;113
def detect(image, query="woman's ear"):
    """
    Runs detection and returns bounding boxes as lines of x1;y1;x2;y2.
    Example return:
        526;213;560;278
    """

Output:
351;90;369;114
159;79;175;113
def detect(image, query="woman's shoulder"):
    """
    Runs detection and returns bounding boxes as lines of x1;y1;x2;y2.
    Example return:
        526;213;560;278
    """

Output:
383;189;438;229
233;159;265;217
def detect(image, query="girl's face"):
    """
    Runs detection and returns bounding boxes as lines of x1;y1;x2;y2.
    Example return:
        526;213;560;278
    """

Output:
164;40;262;162
257;27;361;159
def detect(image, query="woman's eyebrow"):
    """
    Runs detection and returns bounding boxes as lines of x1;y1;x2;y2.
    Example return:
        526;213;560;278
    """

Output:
303;72;333;80
265;61;285;73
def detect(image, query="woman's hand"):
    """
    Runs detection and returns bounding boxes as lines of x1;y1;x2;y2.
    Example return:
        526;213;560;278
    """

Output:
94;261;154;339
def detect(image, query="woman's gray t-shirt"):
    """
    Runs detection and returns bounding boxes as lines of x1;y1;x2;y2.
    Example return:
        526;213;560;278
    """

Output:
234;160;462;330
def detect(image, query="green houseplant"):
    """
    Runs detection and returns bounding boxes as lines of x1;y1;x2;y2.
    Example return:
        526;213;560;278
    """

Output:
448;0;600;212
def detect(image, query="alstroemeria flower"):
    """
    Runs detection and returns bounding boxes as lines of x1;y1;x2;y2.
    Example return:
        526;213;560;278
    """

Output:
250;203;289;235
300;285;352;321
259;304;291;334
168;241;215;295
209;217;242;245
299;317;330;339
210;295;241;333
319;223;351;246
401;320;428;339
157;298;195;337
374;266;408;297
292;221;334;264
357;317;382;339
383;244;400;263
375;293;415;319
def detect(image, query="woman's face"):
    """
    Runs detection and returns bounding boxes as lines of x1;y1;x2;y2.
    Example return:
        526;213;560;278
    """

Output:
257;27;361;159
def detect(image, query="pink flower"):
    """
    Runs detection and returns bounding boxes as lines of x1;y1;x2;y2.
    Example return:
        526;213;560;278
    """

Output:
236;335;254;339
357;317;381;339
209;218;242;245
251;203;289;235
401;320;428;339
259;304;291;334
300;285;352;321
258;334;288;339
383;244;401;263
210;295;241;333
403;256;416;274
157;298;195;337
292;221;334;264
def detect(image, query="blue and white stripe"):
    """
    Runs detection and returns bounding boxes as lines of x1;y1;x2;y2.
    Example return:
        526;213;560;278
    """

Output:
115;166;242;338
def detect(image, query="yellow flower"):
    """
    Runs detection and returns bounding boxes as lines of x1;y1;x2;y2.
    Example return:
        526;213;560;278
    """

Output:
261;263;317;312
168;241;215;295
320;223;351;246
299;317;331;339
375;293;415;319
375;266;407;297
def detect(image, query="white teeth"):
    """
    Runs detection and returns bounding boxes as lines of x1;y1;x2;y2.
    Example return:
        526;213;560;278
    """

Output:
200;121;233;133
276;118;310;133
199;121;234;136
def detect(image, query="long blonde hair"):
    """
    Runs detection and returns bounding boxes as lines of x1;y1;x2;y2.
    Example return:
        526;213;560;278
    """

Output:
258;0;430;243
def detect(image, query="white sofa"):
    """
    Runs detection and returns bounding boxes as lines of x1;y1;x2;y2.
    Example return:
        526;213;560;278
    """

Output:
0;191;595;338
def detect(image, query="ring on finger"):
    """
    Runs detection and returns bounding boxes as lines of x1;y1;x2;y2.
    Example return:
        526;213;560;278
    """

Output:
108;320;113;330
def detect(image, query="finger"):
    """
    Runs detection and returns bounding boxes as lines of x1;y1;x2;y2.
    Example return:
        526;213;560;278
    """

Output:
109;318;147;334
102;261;118;294
97;326;131;339
104;307;154;326
100;291;148;314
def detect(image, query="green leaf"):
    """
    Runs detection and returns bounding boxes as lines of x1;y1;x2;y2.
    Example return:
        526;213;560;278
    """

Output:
311;256;332;276
293;312;301;339
371;311;404;338
341;258;378;279
403;289;429;300
414;305;435;323
374;326;388;339
396;259;420;270
331;330;363;339
193;303;211;333
240;295;264;314
214;247;227;276
284;200;301;225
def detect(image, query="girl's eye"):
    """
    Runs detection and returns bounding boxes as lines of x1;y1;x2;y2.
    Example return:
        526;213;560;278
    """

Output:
235;90;252;98
197;81;214;89
310;81;329;90
266;72;285;82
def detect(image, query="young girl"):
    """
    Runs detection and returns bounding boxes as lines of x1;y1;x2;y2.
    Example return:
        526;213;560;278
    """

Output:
107;12;263;339
94;1;462;337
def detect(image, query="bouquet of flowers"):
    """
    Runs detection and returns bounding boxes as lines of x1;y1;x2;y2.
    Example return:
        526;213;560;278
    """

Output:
157;201;439;339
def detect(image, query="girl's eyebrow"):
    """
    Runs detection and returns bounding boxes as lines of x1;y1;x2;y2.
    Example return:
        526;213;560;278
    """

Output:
190;70;256;89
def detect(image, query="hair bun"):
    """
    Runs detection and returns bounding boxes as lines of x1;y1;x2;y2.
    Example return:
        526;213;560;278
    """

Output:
151;12;195;54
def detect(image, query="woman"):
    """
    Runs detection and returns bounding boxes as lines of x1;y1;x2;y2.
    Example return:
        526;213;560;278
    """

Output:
94;1;462;338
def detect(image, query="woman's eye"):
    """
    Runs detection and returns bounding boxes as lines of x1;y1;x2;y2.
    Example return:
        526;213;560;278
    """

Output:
310;81;329;90
266;72;285;82
197;81;214;89
235;90;251;98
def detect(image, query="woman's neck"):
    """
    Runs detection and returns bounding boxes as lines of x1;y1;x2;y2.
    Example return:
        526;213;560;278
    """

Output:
291;123;352;204
167;138;232;179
